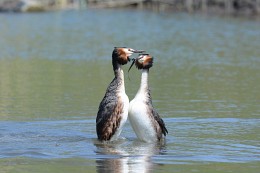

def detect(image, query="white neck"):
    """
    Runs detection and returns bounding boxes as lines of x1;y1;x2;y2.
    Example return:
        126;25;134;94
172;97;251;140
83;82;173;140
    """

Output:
115;64;125;93
137;69;149;95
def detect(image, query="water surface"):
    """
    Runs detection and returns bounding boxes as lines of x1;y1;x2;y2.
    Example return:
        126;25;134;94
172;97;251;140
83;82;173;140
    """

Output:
0;9;259;172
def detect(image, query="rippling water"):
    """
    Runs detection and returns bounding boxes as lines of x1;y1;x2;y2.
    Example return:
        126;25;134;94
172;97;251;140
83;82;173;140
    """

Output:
0;9;260;173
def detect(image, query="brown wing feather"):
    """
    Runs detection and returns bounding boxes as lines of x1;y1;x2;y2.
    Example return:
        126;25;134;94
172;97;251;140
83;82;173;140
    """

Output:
146;90;168;140
96;99;123;141
96;77;124;141
152;109;168;136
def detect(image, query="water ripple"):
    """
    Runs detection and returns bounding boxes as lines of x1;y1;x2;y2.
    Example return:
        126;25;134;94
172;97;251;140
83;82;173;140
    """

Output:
0;117;259;164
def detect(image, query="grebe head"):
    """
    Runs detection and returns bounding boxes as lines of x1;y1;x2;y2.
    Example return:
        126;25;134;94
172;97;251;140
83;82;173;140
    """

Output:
128;54;153;72
135;54;153;69
112;47;145;65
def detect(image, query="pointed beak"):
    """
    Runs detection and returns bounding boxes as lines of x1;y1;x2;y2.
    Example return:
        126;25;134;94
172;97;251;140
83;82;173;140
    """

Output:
132;50;145;53
128;50;145;62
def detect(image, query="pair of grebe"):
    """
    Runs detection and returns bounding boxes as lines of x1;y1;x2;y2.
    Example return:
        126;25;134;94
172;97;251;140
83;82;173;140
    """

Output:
96;47;168;142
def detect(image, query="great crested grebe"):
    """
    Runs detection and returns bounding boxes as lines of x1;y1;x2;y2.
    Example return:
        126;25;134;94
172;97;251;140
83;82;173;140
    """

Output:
128;54;168;142
96;47;145;141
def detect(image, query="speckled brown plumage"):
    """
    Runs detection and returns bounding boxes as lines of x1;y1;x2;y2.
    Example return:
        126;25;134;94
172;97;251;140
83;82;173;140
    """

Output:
96;96;124;141
145;91;168;140
96;76;124;141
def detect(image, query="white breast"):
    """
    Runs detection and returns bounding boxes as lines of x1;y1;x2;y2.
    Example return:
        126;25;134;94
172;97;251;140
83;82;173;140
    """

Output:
128;95;157;143
110;92;129;141
120;92;129;124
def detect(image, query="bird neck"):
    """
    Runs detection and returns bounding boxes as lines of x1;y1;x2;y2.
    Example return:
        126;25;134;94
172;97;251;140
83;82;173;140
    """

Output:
138;69;149;95
113;63;125;93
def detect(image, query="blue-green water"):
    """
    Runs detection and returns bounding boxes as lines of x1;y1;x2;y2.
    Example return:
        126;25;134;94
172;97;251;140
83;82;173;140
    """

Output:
0;9;259;172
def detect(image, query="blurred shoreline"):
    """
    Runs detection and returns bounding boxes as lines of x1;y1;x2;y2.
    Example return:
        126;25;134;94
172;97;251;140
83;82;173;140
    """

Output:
0;0;260;17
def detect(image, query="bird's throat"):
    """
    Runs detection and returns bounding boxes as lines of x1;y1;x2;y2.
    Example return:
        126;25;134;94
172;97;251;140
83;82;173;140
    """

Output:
138;69;149;95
